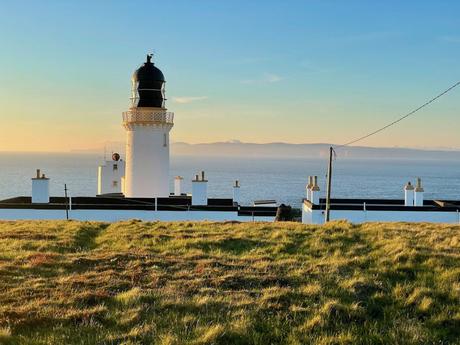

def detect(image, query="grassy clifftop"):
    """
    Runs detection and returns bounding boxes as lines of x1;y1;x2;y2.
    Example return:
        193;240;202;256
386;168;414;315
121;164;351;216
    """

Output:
0;220;459;344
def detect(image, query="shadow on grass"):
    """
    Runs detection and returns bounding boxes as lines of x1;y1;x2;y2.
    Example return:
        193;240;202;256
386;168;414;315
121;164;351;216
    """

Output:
192;238;263;255
73;223;109;252
217;274;292;291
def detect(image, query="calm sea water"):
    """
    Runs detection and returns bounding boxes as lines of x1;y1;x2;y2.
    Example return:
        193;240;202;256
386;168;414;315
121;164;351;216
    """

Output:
1;153;460;208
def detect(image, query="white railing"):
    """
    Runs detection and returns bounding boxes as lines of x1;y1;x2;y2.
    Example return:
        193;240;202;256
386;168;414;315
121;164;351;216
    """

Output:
122;110;174;125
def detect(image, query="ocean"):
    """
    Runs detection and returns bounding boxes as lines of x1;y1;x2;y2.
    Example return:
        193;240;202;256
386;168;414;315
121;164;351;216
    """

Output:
1;153;460;208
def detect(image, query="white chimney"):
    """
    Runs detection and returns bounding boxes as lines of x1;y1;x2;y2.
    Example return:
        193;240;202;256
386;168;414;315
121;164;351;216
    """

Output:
404;181;414;206
414;177;424;206
306;176;313;201
192;171;208;205
32;169;50;203
174;176;183;196
310;176;320;205
233;180;241;205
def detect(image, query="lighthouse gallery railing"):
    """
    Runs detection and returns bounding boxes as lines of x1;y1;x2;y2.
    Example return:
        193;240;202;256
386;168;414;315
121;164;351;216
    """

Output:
122;110;174;125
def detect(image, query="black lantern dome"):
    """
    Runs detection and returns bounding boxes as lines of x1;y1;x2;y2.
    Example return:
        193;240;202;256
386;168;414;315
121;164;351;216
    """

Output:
131;54;166;108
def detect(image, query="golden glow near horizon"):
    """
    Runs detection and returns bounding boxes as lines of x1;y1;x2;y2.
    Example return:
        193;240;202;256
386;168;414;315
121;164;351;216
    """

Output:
1;100;458;152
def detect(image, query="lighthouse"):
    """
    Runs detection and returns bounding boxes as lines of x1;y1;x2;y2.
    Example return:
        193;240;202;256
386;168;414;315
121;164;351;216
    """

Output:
122;54;174;198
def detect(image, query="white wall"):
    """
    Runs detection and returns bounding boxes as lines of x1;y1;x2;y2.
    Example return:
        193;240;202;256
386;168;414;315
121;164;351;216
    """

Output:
302;205;324;224
97;160;125;195
0;209;67;220
0;208;275;222
302;203;460;224
32;178;50;203
192;181;207;205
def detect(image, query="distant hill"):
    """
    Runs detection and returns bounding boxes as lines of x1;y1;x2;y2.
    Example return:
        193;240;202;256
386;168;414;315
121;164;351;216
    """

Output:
171;141;460;160
71;141;460;160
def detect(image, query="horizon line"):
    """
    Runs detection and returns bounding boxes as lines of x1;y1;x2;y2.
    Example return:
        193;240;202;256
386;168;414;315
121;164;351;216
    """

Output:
1;142;460;154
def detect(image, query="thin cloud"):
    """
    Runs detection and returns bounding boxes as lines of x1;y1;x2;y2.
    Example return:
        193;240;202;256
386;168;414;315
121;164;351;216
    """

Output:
172;96;208;104
299;59;331;74
439;36;460;43
241;73;282;84
265;73;282;83
346;31;398;42
226;57;272;65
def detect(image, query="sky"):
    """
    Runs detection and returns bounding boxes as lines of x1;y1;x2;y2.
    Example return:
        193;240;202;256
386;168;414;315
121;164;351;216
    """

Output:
0;0;459;152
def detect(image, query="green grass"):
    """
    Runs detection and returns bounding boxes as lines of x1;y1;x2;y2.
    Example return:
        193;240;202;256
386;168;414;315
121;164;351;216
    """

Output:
0;220;459;344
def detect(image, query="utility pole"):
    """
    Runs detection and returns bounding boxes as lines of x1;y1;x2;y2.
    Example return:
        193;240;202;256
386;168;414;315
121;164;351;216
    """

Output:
325;146;333;223
64;184;69;220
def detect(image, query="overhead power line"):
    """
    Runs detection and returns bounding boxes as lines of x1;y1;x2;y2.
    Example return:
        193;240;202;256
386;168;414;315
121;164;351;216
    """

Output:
335;80;460;148
324;79;460;223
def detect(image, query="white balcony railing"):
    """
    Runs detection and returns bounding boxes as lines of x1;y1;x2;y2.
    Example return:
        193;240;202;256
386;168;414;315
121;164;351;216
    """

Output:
122;110;174;125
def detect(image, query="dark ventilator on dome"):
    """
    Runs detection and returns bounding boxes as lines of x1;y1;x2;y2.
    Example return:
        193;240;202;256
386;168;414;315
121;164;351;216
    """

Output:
131;54;166;108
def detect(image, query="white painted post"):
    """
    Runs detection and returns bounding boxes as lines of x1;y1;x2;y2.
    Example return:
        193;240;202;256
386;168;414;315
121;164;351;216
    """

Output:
363;202;367;222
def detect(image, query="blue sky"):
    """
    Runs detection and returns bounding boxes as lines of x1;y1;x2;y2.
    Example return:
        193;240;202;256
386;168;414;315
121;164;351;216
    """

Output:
0;0;459;151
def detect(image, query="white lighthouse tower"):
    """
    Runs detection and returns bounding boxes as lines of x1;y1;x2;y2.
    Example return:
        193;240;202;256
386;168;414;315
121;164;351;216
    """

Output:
122;54;174;198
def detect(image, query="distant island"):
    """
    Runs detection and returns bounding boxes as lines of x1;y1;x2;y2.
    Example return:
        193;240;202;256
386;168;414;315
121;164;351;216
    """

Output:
70;141;460;160
171;142;460;160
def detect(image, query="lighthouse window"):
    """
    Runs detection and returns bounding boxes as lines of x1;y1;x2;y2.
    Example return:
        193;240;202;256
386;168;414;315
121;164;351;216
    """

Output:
163;133;167;147
112;181;118;187
113;164;118;171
